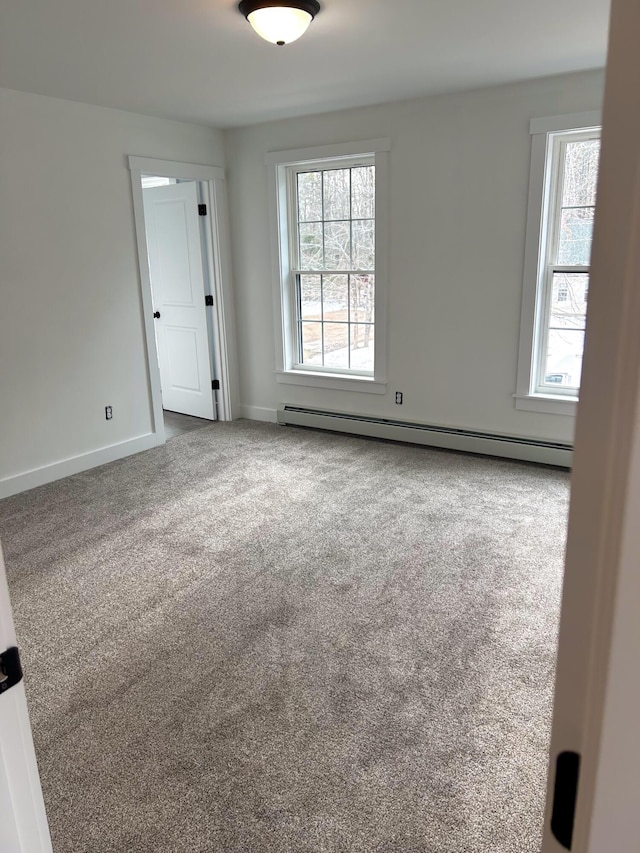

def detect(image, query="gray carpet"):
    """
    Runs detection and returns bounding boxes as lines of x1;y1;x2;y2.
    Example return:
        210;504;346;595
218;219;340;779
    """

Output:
0;421;569;853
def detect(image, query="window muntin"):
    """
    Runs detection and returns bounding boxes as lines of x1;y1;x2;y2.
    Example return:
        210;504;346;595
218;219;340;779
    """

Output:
536;130;600;395
290;159;376;375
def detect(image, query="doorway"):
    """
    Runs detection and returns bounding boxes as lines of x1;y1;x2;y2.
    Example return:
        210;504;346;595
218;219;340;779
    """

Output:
129;156;237;440
162;411;211;440
142;176;217;421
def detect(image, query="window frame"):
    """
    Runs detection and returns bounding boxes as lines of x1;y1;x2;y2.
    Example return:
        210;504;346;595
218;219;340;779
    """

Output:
267;139;390;394
515;111;601;417
289;156;376;377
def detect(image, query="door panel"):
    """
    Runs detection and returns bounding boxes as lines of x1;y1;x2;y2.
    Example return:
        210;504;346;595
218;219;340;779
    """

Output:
0;542;52;853
153;201;195;305
165;326;201;391
143;182;215;420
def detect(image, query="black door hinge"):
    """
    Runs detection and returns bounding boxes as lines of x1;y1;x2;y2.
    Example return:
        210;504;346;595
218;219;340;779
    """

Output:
551;751;581;850
212;379;220;390
198;204;207;216
205;295;214;306
0;646;24;695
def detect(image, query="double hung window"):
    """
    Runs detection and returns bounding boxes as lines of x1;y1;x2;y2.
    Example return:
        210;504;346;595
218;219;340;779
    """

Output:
267;140;389;392
516;114;601;414
538;129;600;392
294;161;375;373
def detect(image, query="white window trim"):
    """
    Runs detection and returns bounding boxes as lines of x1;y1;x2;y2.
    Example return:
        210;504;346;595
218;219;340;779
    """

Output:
267;138;390;393
515;111;601;417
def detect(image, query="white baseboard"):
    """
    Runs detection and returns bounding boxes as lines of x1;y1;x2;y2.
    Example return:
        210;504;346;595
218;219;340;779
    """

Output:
0;433;163;500
237;406;278;423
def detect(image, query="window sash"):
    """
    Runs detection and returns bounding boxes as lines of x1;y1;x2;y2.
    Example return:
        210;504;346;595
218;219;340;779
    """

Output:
292;272;375;374
536;267;589;394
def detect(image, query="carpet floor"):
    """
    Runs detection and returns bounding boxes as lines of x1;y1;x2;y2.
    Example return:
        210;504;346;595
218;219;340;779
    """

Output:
0;421;569;853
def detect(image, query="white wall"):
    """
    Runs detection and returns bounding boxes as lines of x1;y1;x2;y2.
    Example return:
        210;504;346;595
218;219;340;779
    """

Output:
225;69;604;441
0;88;225;493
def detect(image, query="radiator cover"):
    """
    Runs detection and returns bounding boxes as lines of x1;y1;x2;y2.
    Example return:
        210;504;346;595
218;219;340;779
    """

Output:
277;405;572;468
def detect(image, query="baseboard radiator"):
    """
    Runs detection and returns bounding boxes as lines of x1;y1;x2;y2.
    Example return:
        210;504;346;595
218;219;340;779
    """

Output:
277;405;572;468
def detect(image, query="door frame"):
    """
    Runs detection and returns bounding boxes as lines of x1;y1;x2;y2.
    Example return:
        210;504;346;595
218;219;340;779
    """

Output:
128;156;238;436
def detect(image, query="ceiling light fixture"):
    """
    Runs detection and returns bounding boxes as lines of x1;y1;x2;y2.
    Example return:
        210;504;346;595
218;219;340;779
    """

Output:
238;0;321;46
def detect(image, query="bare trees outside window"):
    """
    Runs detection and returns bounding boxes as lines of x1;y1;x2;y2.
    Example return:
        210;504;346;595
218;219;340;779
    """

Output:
293;162;375;373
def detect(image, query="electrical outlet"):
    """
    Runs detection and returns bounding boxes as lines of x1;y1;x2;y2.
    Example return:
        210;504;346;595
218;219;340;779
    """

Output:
105;406;113;420
395;392;403;405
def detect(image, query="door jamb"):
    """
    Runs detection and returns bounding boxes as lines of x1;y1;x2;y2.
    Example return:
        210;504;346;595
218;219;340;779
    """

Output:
128;156;237;435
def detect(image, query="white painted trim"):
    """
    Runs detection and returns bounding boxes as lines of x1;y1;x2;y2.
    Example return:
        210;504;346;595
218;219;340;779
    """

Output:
516;130;548;402
514;394;578;416
530;111;602;135
276;370;387;394
237;406;278;423
265;138;391;166
0;434;162;500
267;153;289;374
277;406;572;467
129;170;166;440
211;177;241;420
373;149;390;385
128;156;225;182
206;179;230;420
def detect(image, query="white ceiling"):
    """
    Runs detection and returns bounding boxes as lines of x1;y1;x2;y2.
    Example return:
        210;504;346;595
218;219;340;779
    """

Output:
0;0;610;128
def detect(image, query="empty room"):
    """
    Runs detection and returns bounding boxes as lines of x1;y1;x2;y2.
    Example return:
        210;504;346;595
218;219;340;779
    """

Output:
2;1;639;852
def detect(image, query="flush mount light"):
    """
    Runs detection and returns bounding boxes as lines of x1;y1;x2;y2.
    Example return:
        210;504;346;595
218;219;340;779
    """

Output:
238;0;321;46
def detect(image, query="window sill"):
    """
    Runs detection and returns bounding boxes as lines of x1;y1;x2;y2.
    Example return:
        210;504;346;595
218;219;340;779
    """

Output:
276;370;387;394
514;393;578;416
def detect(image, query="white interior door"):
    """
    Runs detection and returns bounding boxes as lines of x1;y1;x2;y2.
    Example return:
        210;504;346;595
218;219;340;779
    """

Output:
143;182;216;420
542;1;640;850
0;542;52;853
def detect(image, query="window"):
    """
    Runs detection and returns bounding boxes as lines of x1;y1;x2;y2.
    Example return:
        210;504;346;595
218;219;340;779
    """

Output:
539;131;600;393
267;139;389;393
295;163;375;372
516;113;601;415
